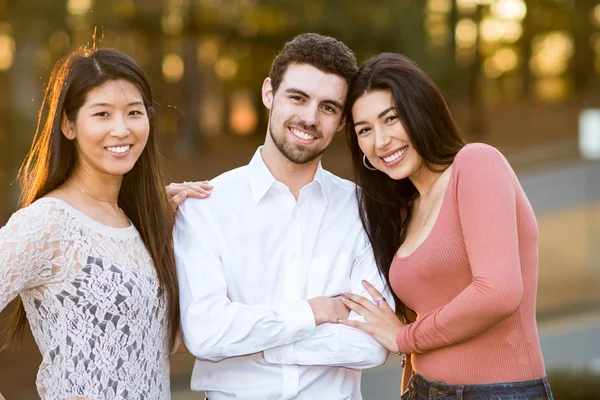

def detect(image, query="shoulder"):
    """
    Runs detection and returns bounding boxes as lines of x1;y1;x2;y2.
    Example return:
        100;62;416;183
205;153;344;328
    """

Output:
207;165;249;187
7;198;69;226
322;169;357;198
178;165;250;219
454;143;510;171
1;198;73;245
452;143;518;194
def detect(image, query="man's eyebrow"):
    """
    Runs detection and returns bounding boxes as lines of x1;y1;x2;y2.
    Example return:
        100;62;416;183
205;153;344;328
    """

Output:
284;88;343;111
354;106;397;127
323;99;343;111
284;88;310;98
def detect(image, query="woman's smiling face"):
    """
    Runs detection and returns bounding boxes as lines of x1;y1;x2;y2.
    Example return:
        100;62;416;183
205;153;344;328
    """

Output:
352;89;423;180
62;79;150;179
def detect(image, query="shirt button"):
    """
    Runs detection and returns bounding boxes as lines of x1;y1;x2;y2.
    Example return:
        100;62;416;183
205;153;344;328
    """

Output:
429;387;439;397
276;356;282;361
299;332;305;338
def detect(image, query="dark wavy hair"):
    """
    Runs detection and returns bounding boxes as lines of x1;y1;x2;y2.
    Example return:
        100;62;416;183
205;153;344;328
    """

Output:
345;53;465;322
2;48;180;349
269;33;358;92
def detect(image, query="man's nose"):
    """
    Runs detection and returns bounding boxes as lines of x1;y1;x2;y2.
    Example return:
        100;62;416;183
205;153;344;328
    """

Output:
299;104;319;127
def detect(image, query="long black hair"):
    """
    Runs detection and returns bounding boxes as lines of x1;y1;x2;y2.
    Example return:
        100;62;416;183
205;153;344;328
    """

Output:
345;53;465;322
3;48;179;350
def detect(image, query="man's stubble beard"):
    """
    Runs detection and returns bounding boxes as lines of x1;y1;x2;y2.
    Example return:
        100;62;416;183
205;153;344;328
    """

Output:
268;111;327;165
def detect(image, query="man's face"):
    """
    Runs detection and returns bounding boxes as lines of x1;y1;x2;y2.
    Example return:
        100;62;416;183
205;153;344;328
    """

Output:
262;63;348;164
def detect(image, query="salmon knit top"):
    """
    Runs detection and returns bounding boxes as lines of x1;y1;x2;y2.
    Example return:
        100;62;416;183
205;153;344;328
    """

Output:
392;143;546;384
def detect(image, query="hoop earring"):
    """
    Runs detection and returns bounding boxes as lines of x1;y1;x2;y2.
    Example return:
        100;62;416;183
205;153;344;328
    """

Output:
363;154;378;171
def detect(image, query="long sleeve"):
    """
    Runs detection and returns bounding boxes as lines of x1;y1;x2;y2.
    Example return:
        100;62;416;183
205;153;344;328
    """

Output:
263;232;391;369
0;204;64;311
174;199;317;362
396;145;524;354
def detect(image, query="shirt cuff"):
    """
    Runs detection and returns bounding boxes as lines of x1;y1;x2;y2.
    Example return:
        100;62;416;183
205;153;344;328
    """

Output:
275;300;316;344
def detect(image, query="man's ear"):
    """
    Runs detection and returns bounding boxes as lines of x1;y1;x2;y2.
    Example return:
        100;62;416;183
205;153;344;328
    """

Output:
262;77;274;110
61;112;75;140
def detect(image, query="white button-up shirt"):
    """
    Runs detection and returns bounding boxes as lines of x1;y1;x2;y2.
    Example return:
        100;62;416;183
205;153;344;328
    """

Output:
174;148;392;400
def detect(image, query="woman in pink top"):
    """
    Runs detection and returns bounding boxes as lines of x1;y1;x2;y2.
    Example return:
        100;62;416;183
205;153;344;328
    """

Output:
338;53;553;399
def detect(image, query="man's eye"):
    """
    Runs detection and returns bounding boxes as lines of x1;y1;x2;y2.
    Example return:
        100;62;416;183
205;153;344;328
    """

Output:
322;105;337;114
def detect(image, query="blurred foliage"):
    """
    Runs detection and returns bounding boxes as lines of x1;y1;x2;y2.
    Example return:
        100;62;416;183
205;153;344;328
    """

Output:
1;0;600;218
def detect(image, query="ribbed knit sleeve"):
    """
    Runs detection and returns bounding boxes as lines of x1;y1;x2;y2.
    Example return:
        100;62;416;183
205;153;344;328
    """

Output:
396;144;524;354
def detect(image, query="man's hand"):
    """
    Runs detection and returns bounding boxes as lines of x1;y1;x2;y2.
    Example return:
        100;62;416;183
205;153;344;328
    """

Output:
167;180;213;209
308;296;351;325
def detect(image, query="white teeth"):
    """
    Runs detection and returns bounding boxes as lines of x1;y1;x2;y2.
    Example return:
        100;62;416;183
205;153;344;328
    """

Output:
106;145;130;154
290;128;315;141
382;147;407;163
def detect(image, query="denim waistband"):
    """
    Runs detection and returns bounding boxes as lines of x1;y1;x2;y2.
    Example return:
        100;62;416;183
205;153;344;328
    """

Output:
406;373;554;400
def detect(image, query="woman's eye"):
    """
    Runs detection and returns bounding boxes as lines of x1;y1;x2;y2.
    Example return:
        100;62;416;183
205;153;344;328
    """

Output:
93;111;109;117
385;115;398;123
357;127;370;135
129;110;144;116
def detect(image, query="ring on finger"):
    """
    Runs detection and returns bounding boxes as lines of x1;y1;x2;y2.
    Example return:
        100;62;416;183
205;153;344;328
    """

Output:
374;296;386;306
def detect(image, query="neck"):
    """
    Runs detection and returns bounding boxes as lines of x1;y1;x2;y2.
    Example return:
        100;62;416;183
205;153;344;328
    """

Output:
261;137;320;200
66;166;123;204
409;164;442;199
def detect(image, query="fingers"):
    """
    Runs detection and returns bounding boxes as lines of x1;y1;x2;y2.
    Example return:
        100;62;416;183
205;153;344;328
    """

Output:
361;280;383;300
341;292;379;315
333;297;351;319
337;318;368;332
362;280;393;311
167;181;213;199
170;189;187;210
198;181;213;190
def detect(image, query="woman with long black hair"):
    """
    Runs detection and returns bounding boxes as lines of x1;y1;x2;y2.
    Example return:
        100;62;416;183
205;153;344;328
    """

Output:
1;48;180;399
338;53;553;400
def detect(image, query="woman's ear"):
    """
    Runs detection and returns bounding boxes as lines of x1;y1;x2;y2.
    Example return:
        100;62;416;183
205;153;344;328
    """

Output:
61;112;75;140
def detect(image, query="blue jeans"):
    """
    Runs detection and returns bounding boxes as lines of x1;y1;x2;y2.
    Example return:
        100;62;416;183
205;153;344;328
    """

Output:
400;373;554;400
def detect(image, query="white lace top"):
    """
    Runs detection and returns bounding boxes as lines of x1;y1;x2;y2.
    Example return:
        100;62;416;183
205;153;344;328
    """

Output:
0;198;170;399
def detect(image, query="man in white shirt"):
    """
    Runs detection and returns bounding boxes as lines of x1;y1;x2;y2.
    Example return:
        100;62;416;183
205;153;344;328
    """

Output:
173;33;393;400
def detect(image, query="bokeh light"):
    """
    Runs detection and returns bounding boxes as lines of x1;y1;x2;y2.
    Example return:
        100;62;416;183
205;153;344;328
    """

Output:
0;33;16;71
530;31;574;77
456;19;478;49
162;53;185;82
214;57;238;80
67;0;93;15
456;0;477;14
230;90;258;136
490;0;527;21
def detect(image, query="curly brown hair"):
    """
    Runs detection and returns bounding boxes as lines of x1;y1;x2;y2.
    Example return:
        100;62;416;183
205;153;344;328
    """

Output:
269;33;358;93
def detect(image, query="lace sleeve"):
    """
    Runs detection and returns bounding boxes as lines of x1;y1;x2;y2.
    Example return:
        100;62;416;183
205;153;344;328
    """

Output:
0;201;68;311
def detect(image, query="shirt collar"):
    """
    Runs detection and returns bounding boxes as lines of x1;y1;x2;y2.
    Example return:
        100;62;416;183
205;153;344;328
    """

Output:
248;147;331;204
